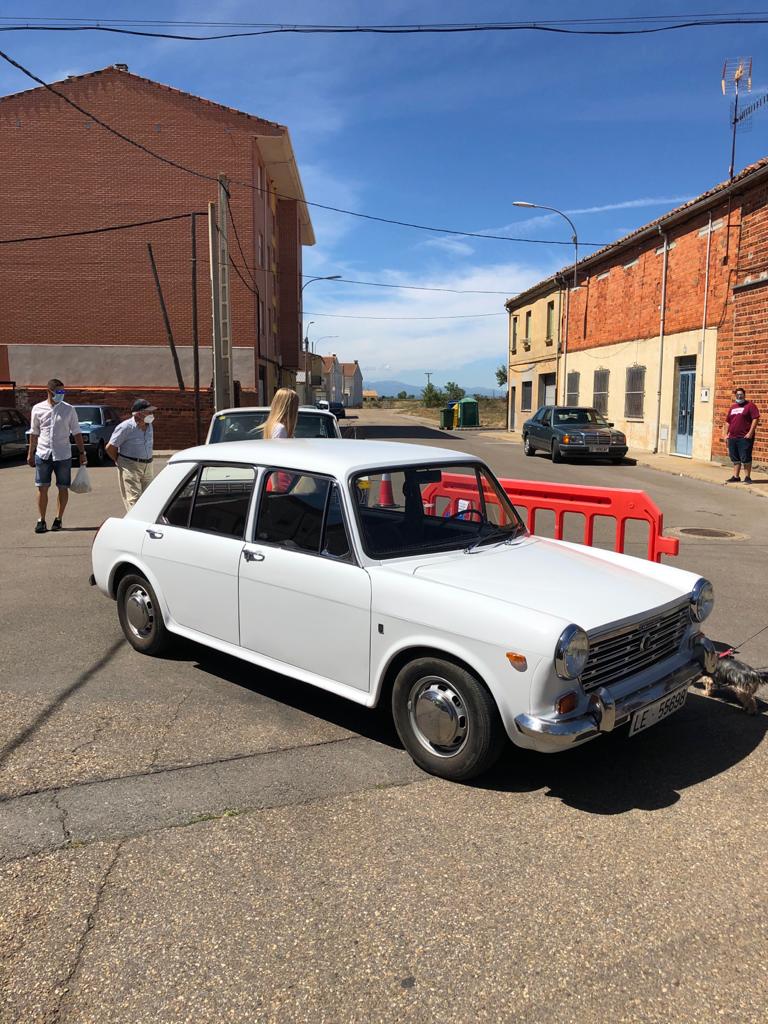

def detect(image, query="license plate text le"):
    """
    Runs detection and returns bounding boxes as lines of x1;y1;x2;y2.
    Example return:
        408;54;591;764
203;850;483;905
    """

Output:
629;685;688;736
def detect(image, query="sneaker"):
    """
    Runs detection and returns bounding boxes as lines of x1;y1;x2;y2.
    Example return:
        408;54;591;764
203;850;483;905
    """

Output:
51;517;62;531
726;476;741;483
743;477;753;484
34;519;47;534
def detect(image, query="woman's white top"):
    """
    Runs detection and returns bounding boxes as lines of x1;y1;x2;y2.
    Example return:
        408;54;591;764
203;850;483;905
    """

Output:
270;423;288;438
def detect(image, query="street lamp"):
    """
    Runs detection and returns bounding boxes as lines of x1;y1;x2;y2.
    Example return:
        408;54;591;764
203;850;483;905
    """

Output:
301;275;341;402
512;202;579;405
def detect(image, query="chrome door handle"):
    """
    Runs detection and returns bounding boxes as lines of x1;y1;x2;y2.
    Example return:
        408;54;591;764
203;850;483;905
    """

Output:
243;548;265;562
146;529;164;539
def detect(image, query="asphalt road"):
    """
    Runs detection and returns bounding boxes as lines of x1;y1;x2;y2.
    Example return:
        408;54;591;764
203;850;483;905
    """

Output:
2;409;767;1023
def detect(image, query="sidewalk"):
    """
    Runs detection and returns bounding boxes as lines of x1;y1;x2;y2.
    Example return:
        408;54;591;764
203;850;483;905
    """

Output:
481;429;768;496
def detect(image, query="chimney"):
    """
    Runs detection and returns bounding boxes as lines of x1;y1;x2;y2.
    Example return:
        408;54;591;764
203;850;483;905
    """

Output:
113;63;129;72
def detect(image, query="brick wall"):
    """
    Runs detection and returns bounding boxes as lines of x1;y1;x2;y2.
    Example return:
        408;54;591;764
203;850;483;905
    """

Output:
14;385;258;449
0;68;302;389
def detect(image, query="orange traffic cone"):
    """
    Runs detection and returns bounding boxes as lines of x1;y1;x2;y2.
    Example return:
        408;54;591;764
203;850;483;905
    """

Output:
378;472;396;507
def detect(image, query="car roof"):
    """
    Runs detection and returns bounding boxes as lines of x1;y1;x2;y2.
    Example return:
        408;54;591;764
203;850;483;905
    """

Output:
212;406;335;417
170;438;482;476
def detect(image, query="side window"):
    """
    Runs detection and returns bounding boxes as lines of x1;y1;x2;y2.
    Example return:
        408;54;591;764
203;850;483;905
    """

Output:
542;408;552;426
256;472;330;553
161;470;198;527
190;465;256;538
322;485;352;560
0;411;11;427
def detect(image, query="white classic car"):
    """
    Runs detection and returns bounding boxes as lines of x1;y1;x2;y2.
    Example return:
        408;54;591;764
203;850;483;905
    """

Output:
90;440;717;781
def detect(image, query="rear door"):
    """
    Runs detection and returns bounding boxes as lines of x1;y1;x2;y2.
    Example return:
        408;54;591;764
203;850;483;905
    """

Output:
142;463;256;645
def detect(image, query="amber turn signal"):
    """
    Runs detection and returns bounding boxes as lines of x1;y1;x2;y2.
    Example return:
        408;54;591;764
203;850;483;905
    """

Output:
555;691;579;715
506;652;528;671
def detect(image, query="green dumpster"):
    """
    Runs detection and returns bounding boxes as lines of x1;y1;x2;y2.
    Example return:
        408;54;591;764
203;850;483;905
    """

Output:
457;397;479;427
440;406;454;429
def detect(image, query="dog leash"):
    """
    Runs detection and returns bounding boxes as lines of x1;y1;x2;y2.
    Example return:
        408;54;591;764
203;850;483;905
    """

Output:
719;622;768;659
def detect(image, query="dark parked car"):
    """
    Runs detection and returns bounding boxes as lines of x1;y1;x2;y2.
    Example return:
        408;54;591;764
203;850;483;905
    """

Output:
522;406;628;463
328;401;346;419
0;408;29;458
71;405;120;465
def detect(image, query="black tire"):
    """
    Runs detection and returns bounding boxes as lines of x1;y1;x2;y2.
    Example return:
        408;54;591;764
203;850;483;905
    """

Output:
89;442;107;467
116;573;172;656
611;457;624;465
551;440;562;463
391;657;505;781
523;434;535;457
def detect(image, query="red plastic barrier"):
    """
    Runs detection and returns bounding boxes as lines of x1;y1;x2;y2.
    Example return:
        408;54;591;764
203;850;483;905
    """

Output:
422;474;679;563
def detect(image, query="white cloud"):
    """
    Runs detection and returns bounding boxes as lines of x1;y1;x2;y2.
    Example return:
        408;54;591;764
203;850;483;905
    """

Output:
420;236;476;257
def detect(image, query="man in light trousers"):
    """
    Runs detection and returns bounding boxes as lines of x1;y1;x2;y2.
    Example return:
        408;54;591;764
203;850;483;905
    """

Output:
107;399;155;510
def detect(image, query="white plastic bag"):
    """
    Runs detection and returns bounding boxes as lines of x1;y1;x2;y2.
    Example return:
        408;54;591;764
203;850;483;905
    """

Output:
70;465;92;494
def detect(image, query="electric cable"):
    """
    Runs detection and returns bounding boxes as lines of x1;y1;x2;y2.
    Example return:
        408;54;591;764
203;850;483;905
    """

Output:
0;211;205;245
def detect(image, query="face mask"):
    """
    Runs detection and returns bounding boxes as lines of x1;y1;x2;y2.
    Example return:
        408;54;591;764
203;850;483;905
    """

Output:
736;397;746;405
143;414;155;424
51;392;65;404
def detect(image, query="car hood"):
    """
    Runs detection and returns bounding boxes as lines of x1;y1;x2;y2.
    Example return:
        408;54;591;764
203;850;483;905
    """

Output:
402;536;692;632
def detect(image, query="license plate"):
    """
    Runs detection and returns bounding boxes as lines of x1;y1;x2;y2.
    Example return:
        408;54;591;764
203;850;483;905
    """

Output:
629;685;688;736
589;445;609;453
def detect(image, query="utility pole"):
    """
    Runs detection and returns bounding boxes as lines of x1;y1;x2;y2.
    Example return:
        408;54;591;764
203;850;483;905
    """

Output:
191;212;201;443
209;175;234;411
425;371;433;388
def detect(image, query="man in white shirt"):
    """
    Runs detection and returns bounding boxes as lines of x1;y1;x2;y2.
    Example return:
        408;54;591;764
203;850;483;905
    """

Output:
27;378;86;534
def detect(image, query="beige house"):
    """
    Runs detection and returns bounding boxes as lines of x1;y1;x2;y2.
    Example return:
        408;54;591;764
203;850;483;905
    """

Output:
505;282;565;430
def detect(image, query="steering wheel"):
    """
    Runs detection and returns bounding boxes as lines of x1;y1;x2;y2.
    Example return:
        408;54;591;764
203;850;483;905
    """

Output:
442;508;484;522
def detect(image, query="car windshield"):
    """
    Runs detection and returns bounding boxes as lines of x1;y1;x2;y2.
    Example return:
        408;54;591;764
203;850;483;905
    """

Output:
74;406;102;424
352;462;526;559
209;411;337;442
554;408;610;427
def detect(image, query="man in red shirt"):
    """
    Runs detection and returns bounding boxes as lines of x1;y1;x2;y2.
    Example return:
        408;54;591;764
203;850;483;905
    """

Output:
722;387;760;484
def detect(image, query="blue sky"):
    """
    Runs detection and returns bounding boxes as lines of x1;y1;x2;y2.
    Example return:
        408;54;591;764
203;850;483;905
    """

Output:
2;2;768;388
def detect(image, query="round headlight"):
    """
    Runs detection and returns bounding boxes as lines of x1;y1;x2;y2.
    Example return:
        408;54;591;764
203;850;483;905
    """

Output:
690;578;714;622
555;624;590;679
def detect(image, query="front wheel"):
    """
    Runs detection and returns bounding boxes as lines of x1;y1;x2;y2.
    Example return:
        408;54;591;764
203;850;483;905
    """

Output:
116;573;172;656
523;434;535;456
392;657;505;780
551;440;562;463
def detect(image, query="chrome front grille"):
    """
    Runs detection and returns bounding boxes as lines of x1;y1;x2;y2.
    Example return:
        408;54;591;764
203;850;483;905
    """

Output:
582;430;612;445
581;602;690;691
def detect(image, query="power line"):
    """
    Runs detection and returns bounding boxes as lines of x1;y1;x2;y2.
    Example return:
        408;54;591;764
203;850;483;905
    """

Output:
2;14;768;38
0;48;609;249
304;310;505;320
0;211;205;244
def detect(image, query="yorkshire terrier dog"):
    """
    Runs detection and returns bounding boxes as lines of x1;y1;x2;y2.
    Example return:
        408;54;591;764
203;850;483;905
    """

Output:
697;652;768;715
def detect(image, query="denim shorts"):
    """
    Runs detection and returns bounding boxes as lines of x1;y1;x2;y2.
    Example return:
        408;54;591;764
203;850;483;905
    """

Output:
728;436;754;465
34;454;72;487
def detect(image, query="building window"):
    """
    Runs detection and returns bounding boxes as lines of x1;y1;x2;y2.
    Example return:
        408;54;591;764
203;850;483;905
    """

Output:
511;315;518;354
566;371;580;406
521;381;533;411
625;365;646;419
524;310;532;347
546;300;555;341
593;369;609;416
258;232;264;268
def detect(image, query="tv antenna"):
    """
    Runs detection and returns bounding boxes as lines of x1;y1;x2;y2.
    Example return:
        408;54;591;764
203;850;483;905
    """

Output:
722;57;753;180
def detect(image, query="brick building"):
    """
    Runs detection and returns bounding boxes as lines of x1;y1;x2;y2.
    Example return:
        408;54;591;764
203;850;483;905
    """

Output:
0;65;314;446
506;158;768;465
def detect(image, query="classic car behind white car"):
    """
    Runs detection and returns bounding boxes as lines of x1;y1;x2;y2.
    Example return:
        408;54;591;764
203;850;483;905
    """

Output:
90;440;717;781
206;406;341;442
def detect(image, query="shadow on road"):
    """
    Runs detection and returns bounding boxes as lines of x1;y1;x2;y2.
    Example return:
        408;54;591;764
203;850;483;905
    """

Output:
182;642;401;749
479;692;768;814
344;424;459;441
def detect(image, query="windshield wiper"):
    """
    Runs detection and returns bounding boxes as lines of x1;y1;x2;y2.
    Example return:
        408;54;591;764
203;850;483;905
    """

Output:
465;524;524;553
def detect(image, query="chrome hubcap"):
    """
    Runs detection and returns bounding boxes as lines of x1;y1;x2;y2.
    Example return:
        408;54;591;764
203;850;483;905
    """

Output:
125;584;154;639
408;675;468;757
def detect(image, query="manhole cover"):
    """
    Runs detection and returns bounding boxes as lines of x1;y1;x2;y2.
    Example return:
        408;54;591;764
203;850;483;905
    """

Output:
678;528;738;538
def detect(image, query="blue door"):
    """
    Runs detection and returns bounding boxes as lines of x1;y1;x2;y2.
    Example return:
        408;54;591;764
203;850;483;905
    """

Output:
675;365;696;456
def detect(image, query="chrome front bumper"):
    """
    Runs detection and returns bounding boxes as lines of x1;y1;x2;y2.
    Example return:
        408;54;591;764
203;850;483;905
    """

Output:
514;637;716;752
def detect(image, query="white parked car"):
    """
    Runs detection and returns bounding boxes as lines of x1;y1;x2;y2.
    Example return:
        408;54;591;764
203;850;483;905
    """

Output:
206;406;341;442
91;440;716;781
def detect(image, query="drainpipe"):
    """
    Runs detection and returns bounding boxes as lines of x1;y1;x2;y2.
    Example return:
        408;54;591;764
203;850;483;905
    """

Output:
654;227;669;453
561;284;571;405
699;212;713;392
506;309;513;431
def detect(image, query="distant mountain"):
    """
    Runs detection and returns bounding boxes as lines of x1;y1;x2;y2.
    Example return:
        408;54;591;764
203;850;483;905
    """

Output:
367;379;501;398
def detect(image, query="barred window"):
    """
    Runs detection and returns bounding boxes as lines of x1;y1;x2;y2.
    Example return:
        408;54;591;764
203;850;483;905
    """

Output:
625;365;646;419
521;381;533;411
566;371;580;406
511;315;518;354
593;369;609;416
546;300;555;340
524;311;532;342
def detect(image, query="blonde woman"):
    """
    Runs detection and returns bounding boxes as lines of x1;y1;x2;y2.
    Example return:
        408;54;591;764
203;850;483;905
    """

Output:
262;388;299;438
